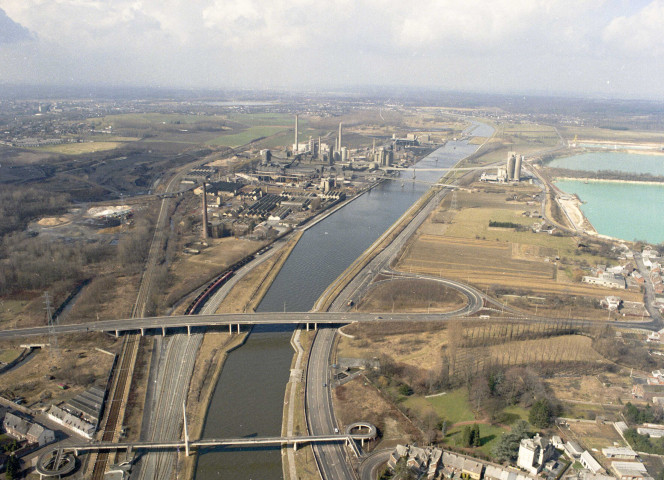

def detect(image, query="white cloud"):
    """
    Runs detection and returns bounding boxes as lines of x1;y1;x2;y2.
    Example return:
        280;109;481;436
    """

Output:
0;0;662;98
603;0;664;55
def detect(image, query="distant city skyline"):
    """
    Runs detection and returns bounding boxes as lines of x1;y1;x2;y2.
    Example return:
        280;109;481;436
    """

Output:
1;0;663;100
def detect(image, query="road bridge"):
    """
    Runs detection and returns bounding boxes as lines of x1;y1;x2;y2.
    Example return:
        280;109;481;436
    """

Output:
38;428;377;466
0;310;657;340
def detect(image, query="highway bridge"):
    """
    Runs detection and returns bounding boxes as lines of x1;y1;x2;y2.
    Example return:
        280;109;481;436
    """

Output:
1;310;657;340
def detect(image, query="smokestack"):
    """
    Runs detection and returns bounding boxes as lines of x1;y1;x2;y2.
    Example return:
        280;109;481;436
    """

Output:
294;115;299;153
338;122;342;150
372;138;375;155
201;182;208;240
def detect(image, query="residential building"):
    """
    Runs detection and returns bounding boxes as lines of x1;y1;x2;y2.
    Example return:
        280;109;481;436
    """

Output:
602;447;638;460
583;272;626;289
565;441;584;458
611;461;649;480
2;412;55;446
580;451;605;474
636;427;664;438
47;404;96;439
518;434;555;474
462;458;484;480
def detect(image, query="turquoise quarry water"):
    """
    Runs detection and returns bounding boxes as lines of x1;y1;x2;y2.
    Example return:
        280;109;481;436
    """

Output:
548;152;664;176
555;179;664;243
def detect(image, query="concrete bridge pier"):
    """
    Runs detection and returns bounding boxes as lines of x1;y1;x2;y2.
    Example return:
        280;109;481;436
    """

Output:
140;328;144;336
115;330;119;338
305;323;318;331
187;325;191;336
237;324;240;334
229;324;232;334
162;326;166;336
293;441;297;451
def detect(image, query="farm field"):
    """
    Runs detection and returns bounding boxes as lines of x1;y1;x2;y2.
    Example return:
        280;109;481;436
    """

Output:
37;141;126;155
207;125;289;147
395;184;643;317
558;125;664;145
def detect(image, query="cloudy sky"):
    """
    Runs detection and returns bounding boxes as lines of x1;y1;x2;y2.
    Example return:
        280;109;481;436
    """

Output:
0;0;663;99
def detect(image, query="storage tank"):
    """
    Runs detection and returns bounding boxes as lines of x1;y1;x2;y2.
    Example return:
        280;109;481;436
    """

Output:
514;155;522;181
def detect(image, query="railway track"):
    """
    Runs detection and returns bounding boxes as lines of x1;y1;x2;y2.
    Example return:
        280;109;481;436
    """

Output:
90;333;140;480
90;154;200;478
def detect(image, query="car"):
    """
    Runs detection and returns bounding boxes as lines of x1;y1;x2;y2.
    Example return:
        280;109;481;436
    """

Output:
323;383;327;387
334;427;339;434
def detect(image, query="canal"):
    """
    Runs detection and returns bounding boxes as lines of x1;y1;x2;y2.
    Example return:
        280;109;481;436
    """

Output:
194;124;491;479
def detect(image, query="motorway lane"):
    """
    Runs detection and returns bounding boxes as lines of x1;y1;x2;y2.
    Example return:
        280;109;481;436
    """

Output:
306;328;357;480
358;449;392;480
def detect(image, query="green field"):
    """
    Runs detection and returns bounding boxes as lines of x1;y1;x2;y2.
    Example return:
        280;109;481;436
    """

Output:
226;113;294;126
426;389;476;423
90;113;227;128
445;423;508;456
207;126;289;147
444;206;609;265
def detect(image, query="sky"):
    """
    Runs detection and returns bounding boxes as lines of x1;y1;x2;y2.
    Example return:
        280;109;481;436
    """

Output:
0;0;663;99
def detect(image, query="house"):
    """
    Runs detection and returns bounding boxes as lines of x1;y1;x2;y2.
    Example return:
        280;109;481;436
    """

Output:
388;444;443;478
518;434;555;474
484;465;536;480
583;273;626;289
614;422;628;436
580;451;605;474
388;444;409;470
462;458;484;480
611;461;649;480
550;435;564;449
632;384;664;400
565;441;584;458
602;447;638;460
636;427;664;438
2;412;55;446
47;404;96;439
428;448;442;479
442;451;466;474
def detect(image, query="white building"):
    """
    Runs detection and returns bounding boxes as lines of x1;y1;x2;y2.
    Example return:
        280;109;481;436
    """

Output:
517;434;555;475
580;450;604;474
565;441;584;458
611;461;649;480
602;447;638;460
47;404;96;439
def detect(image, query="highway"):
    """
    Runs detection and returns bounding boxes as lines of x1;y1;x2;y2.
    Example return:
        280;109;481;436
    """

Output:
305;140;485;480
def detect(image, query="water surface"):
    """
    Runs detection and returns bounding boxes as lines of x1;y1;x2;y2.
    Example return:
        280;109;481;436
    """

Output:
555;179;664;243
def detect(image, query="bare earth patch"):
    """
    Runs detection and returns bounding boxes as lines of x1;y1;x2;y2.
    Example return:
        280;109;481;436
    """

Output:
333;376;422;451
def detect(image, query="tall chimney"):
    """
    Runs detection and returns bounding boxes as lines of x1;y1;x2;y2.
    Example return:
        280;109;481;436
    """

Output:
201;182;208;240
338;122;342;150
294;114;299;153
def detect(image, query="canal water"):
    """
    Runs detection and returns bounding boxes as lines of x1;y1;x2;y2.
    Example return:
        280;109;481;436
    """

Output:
194;126;489;479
